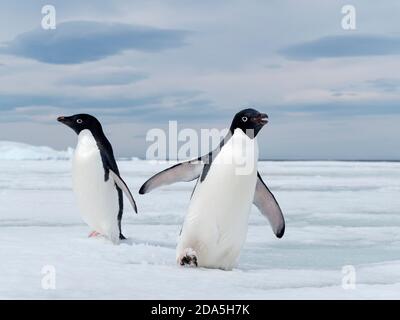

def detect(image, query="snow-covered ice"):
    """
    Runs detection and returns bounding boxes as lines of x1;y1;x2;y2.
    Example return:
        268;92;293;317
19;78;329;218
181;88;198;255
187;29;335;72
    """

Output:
1;147;400;299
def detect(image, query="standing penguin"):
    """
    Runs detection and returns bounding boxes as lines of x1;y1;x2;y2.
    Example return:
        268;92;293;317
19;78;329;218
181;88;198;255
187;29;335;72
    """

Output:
139;108;285;269
58;114;137;244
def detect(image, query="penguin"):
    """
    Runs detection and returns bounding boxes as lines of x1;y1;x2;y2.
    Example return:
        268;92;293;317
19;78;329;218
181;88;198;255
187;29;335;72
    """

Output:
139;108;285;270
57;114;137;244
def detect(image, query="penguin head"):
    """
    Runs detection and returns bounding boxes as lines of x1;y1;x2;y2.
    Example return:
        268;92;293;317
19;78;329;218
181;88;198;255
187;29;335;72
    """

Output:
230;108;268;138
57;114;103;135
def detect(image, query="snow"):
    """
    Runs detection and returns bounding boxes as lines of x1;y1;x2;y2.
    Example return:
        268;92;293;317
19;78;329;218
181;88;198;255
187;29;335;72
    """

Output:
1;156;400;299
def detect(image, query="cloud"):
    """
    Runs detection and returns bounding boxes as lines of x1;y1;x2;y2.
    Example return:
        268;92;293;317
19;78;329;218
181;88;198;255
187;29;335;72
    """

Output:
279;34;400;60
0;90;220;123
366;78;400;92
276;100;400;118
59;70;148;86
0;20;188;64
14;105;65;122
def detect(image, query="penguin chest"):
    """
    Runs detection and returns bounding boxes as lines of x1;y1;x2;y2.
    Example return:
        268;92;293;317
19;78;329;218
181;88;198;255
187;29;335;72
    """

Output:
72;130;118;235
179;129;258;268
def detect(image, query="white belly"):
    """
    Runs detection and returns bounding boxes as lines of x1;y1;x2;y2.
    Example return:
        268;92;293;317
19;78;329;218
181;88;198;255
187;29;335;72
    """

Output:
72;130;119;243
177;129;258;269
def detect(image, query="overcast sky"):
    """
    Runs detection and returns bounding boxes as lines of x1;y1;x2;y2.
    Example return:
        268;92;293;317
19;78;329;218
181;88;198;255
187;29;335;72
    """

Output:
0;0;400;160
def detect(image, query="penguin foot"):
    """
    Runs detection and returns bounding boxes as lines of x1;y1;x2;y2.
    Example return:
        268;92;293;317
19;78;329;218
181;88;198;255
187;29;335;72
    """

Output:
178;248;198;267
88;231;101;238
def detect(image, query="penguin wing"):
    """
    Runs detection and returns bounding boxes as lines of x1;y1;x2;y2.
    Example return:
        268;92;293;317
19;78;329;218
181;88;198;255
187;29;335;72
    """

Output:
139;161;203;194
97;141;137;213
139;132;232;194
109;169;138;213
253;172;285;238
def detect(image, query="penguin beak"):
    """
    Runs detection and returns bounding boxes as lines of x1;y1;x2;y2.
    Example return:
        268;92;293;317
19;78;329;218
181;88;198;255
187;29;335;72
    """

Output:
254;113;269;126
57;116;66;123
57;116;73;127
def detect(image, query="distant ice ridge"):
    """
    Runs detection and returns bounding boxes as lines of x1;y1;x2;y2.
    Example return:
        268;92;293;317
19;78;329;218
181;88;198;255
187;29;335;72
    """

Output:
0;141;74;160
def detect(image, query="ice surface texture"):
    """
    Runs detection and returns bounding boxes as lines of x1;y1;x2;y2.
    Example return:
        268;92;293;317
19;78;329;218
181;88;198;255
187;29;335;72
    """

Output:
0;157;400;299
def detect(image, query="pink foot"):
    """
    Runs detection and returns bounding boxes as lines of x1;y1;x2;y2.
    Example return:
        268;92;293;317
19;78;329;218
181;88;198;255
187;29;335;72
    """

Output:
88;231;101;238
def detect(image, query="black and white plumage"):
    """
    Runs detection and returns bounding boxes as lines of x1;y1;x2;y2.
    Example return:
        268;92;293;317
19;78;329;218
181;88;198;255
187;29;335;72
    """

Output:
58;114;137;244
139;108;285;269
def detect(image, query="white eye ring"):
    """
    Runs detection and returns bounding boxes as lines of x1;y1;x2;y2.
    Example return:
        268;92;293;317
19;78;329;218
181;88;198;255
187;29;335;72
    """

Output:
242;116;248;122
77;119;83;124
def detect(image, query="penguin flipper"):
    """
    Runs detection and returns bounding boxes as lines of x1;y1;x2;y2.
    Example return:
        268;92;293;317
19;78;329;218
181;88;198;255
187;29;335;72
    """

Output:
139;161;203;194
109;169;138;213
253;172;285;238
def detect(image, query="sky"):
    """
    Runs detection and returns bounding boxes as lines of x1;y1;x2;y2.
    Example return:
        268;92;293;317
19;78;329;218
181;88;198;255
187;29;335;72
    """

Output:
0;0;399;160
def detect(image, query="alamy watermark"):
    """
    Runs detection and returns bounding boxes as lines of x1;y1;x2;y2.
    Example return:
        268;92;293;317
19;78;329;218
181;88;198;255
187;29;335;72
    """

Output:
341;5;356;30
41;5;56;30
41;265;56;290
145;121;258;175
342;265;356;290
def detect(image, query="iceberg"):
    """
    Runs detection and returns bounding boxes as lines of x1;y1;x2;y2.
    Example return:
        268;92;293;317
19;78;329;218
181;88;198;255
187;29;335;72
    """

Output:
0;141;73;160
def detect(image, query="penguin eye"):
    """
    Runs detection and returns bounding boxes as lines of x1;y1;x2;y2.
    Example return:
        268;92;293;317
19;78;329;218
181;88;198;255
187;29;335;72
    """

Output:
242;116;248;122
76;119;83;124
